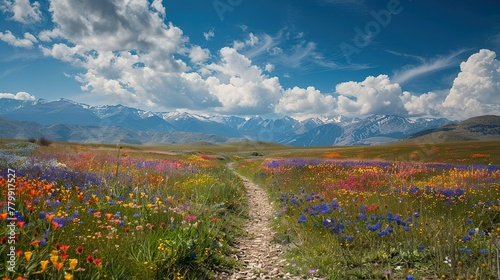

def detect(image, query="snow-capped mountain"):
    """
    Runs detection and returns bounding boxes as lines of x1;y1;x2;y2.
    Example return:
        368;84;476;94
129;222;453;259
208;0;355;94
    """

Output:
0;97;453;145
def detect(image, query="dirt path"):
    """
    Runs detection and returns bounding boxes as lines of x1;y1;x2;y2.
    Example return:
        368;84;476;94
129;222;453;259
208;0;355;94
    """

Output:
216;163;305;280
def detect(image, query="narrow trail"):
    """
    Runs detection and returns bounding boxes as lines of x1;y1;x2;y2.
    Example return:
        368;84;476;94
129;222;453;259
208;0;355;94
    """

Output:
216;163;305;280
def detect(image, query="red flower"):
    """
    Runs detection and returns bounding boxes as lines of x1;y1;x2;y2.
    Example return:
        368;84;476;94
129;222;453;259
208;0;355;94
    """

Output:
124;227;130;233
76;246;83;254
55;243;61;250
60;245;70;254
1;237;6;244
86;255;94;263
160;222;166;228
52;222;61;230
94;259;102;266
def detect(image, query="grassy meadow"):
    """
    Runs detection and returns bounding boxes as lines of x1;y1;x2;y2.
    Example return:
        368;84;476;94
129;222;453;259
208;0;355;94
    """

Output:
1;139;499;279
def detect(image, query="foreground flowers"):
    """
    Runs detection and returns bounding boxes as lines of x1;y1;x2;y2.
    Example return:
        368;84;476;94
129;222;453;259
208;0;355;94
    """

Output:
0;146;246;279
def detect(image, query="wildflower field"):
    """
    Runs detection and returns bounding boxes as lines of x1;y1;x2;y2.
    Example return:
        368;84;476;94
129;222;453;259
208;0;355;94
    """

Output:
238;154;500;279
0;142;247;279
1;140;499;279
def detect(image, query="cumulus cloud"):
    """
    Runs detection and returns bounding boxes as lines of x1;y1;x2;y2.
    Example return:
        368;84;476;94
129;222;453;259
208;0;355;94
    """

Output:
276;86;336;117
335;75;407;116
442;49;500;119
189;46;210;64
204;47;283;114
151;0;165;18
37;0;225;110
0;30;37;48
0;0;42;24
401;90;446;117
0;91;36;100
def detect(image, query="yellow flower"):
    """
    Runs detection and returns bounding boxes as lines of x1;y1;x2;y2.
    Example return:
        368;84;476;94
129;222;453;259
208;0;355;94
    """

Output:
40;260;49;271
69;259;78;270
50;250;59;257
24;251;33;262
64;273;74;280
50;255;59;265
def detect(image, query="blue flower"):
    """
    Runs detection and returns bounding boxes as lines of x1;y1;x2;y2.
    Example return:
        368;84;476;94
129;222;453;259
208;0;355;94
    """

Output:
405;275;414;280
368;222;382;231
378;230;388;237
298;215;306;223
463;235;471;242
480;249;488;255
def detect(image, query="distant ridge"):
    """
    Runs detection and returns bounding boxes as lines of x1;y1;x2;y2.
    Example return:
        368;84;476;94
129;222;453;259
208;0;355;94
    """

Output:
405;115;500;143
0;97;454;146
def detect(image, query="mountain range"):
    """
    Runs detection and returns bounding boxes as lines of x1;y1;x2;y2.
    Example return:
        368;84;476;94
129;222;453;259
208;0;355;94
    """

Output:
0;98;455;146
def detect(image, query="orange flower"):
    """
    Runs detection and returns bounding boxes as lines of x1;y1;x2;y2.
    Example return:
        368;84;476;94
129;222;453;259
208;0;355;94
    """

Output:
0;213;7;220
15;250;23;257
105;213;113;220
16;221;25;229
54;262;64;272
46;214;55;222
31;240;41;248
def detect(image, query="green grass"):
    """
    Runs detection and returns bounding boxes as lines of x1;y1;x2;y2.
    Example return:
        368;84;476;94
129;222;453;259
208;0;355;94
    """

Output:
1;138;499;279
0;143;248;279
236;149;500;279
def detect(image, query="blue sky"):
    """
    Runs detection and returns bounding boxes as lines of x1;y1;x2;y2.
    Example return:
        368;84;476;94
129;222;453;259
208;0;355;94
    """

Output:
0;0;499;120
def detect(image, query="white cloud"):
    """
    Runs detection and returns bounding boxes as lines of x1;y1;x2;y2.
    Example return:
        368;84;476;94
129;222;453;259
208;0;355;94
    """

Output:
0;30;36;48
0;0;42;24
393;50;465;84
276;86;336;117
151;0;166;18
401;90;446;117
0;91;36;100
203;28;215;41
264;63;274;72
204;47;283;114
189;46;210;64
335;75;407;116
442;49;500;119
233;33;261;51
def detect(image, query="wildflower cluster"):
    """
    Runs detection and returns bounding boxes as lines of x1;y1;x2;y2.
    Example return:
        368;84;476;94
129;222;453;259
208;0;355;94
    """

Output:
1;147;245;279
243;159;500;279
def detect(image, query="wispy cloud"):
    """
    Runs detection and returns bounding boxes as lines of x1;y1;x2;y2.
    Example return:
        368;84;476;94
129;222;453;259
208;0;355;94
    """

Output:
392;50;468;84
319;0;366;7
